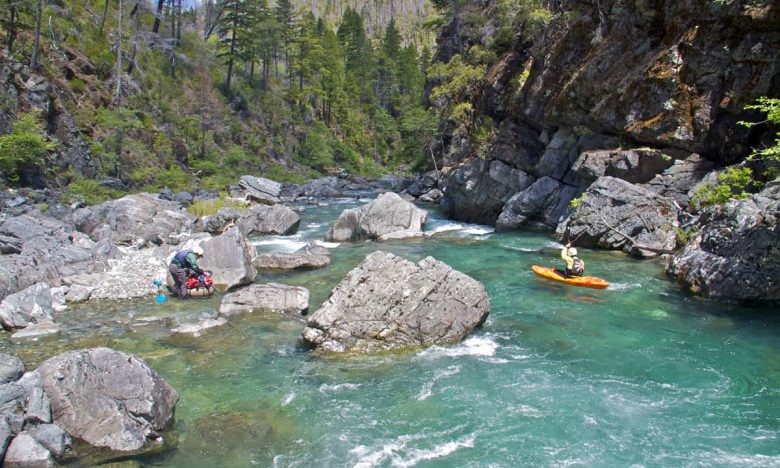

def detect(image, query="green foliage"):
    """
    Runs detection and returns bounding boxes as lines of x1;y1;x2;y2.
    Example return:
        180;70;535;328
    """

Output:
67;178;124;205
569;194;587;210
492;0;553;53
739;97;780;179
691;166;756;209
0;111;57;182
675;226;698;246
188;195;249;217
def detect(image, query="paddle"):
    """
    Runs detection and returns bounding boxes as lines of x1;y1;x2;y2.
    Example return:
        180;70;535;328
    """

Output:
153;279;167;303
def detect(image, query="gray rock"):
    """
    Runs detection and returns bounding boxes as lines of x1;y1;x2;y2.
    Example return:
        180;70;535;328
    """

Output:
239;176;282;205
418;189;443;203
0;383;26;433
64;284;93;303
171;317;228;337
0;283;53;330
302;251;490;353
200;228;257;291
325;192;428;242
24;386;51;424
0;417;11;461
0;234;22;254
198;207;242;234
667;183;780;302
33;347;179;451
497;177;572;230
556;176;679;258
237;204;300;236
29;424;71;459
70;193;195;246
11;321;62;340
0;355;24;384
219;283;310;317
405;173;438;197
253;244;330;271
644;153;717;203
572;148;676;185
3;432;54;467
441;159;535;225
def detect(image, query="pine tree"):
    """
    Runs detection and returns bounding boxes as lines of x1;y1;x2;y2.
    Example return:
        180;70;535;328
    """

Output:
218;0;248;98
274;0;295;83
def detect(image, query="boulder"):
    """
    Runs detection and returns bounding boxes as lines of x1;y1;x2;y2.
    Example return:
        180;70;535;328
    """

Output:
253;244;330;271
219;283;310;317
302;251;490;353
29;424;71;459
0;355;24;384
239;176;282;205
405;173;439;197
237;204;300;236
0;418;11;461
198;207;242;234
441;159;535;225
64;284;93;303
572;148;676;185
33;347;179;452
556;176;679;258
325;192;428;242
418;189;443;203
496;176;578;230
3;432;54;467
667;182;780;302
24;385;51;424
0;283;53;330
200;228;257;291
0;383;27;434
70;193;195;246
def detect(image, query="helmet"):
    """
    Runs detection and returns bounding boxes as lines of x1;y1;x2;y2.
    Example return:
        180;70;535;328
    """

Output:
568;247;578;257
192;246;204;257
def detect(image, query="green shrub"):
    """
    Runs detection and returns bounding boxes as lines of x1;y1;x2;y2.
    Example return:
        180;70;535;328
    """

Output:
0;111;57;182
68;178;125;205
188;195;249;217
739;97;780;179
691;166;755;209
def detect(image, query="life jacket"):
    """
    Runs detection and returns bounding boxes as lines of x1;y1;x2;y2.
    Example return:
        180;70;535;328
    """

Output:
173;250;193;268
571;258;584;276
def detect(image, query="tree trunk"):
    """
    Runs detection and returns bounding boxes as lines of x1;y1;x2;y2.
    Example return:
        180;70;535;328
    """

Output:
225;24;237;98
126;2;139;74
99;0;110;34
30;0;43;69
114;0;123;105
176;0;182;43
152;0;164;33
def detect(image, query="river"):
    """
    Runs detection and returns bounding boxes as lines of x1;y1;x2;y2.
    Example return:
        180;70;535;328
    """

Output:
2;197;778;467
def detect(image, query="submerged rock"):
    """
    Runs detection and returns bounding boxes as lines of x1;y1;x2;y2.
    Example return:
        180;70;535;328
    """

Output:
219;283;310;317
667;182;780;302
171;317;228;336
0;283;53;330
33;347;179;452
325;192;428;242
302;251;490;353
557;176;679;258
253;244;330;271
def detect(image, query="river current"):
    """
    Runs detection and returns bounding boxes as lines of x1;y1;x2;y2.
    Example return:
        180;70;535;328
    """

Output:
2;198;779;467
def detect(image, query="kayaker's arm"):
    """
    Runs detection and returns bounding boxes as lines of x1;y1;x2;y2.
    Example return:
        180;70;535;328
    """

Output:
561;247;574;269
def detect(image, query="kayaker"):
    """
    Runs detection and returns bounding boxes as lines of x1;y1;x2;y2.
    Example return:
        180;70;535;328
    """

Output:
561;243;584;278
169;246;205;298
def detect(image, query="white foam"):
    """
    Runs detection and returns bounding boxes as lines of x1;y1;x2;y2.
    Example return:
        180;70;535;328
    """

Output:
314;240;341;248
461;227;494;236
351;432;475;468
428;223;467;234
427;223;494;237
318;383;361;394
281;392;296;406
607;282;642;291
417;365;462;401
252;238;307;252
416;336;499;360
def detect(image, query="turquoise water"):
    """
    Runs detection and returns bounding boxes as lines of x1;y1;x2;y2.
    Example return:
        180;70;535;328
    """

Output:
2;198;779;467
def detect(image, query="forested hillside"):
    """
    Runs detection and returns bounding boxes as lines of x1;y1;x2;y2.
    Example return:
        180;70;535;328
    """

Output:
0;0;438;202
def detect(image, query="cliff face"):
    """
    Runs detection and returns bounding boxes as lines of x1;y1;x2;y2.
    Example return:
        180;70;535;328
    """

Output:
434;0;779;226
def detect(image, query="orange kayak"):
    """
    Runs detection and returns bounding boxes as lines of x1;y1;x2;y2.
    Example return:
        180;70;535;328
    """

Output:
531;265;609;290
